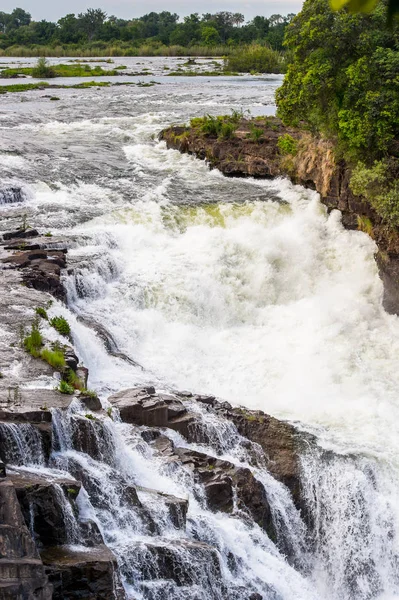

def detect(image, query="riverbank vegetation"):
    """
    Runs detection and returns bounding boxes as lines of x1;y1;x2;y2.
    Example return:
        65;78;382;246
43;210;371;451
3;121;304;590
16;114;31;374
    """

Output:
276;0;399;225
0;8;293;57
0;59;121;78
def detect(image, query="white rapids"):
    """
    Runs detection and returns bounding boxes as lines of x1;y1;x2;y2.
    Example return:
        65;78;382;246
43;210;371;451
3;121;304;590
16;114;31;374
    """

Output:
1;59;399;599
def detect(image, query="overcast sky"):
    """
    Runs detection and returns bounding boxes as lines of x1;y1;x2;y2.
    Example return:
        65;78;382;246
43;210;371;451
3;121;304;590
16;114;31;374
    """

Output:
2;1;304;22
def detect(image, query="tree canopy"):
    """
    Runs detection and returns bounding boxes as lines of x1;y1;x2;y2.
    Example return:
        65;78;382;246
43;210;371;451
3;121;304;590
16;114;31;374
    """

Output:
0;8;294;51
276;0;399;162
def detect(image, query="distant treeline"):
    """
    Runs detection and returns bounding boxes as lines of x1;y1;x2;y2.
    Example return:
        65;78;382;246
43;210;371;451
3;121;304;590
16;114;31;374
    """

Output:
0;8;295;56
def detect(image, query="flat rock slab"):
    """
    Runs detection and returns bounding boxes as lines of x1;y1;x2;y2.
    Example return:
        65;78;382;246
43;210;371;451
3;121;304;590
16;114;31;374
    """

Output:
109;386;197;436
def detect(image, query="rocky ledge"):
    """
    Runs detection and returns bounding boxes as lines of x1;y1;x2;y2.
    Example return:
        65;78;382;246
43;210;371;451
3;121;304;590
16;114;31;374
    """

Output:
160;117;399;314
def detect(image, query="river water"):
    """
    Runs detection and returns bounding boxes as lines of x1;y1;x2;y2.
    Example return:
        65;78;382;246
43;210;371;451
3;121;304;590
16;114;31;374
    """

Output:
1;58;399;599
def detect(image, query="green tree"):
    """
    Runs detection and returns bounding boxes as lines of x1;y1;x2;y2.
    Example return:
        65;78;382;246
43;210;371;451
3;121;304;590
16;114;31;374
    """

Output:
77;8;107;41
201;26;221;45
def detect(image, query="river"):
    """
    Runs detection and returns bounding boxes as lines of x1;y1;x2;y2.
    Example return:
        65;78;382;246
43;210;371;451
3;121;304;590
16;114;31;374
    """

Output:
1;57;399;599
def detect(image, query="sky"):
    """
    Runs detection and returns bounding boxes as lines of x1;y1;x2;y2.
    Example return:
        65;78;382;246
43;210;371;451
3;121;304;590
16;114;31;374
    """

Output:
2;1;304;22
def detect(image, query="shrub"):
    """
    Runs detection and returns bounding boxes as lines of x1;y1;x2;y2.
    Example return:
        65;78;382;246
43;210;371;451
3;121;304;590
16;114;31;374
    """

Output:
41;348;66;370
219;122;236;140
35;307;48;320
277;134;298;156
24;322;43;358
31;57;56;79
350;159;399;227
225;44;283;74
50;316;71;337
57;380;74;395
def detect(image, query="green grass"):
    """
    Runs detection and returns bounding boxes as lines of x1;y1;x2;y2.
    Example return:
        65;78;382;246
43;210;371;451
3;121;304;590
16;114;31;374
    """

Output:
58;380;74;395
190;112;240;139
81;388;98;399
85;413;97;420
1;62;121;79
357;215;374;237
248;124;264;141
70;80;111;88
40;348;66;370
64;368;84;390
23;322;43;358
0;82;49;93
49;316;71;337
35;307;48;320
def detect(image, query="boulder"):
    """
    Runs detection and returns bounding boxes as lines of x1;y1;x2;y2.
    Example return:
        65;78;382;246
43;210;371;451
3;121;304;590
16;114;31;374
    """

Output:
109;387;197;436
41;545;125;600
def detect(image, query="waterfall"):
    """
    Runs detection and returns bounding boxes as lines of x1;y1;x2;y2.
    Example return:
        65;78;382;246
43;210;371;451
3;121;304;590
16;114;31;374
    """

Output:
0;423;45;466
48;400;319;600
300;448;399;600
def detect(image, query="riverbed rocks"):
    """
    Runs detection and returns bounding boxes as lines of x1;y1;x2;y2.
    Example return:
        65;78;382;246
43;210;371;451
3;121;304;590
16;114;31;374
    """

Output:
161;118;399;314
1;229;68;300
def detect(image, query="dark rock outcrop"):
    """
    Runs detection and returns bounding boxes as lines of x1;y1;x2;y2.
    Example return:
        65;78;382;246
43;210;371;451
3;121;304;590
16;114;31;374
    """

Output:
0;479;53;599
109;386;197;438
41;545;125;600
1;231;67;301
9;471;81;549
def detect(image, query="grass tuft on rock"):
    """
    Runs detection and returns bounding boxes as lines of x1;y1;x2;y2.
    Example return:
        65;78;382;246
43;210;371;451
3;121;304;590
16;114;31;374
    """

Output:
41;348;66;370
49;316;71;337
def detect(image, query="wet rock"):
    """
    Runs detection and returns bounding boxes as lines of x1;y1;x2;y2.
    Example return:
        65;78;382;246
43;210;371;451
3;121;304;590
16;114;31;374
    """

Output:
9;470;81;549
80;391;101;411
3;229;39;241
171;447;274;535
109;387;197;436
79;520;104;547
76;366;89;390
137;486;188;529
0;187;26;206
1;244;67;301
0;421;52;466
218;405;305;509
41;545;125;600
64;348;79;371
0;479;52;599
120;484;141;507
70;415;105;460
128;539;221;588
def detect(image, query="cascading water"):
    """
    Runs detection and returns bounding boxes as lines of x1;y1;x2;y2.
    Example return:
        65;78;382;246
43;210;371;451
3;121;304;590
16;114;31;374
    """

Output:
1;58;399;599
48;398;318;600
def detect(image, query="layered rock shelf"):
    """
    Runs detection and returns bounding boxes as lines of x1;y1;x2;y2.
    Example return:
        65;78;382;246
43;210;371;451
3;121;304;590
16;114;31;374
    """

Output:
160;118;399;314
